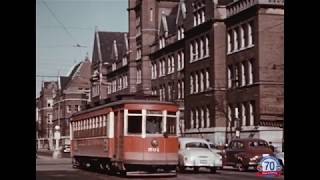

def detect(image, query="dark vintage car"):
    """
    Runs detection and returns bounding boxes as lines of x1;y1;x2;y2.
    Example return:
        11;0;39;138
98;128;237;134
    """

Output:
222;138;274;171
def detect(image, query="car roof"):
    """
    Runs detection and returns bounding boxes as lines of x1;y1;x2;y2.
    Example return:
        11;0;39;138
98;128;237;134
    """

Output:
230;138;268;143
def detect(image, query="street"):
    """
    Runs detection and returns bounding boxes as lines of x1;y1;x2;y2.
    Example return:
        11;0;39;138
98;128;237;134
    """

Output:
36;153;284;180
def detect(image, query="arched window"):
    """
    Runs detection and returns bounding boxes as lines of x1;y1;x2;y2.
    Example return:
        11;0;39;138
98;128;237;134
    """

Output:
227;32;231;53
195;73;199;93
240;25;245;48
248;60;253;84
228;66;232;88
200;71;204;92
190;75;194;94
200;38;204;58
205;70;210;89
177;81;181;99
195;109;199;129
233;29;238;51
241;103;246;126
190;43;194;62
201;108;204;128
247;22;253;46
249;102;254;126
190;110;194;128
205;36;209;56
241;63;245;86
206;106;210;128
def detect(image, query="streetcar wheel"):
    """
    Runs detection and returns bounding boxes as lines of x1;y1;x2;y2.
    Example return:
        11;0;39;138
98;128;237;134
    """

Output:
193;167;199;173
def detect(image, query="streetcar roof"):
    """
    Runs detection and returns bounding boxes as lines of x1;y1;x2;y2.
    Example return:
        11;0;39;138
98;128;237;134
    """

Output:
71;99;177;118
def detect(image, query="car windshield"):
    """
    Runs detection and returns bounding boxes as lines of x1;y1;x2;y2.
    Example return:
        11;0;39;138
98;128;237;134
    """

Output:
186;142;209;149
249;140;269;148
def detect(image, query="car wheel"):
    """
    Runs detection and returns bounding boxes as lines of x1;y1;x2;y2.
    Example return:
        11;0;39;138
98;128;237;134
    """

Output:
236;162;248;172
179;164;185;173
210;167;217;173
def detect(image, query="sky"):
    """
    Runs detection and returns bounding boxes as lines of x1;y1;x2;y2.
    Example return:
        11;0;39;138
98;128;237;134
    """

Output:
36;0;128;97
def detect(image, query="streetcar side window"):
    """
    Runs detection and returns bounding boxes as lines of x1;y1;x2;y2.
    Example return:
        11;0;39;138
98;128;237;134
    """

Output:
166;116;176;135
128;115;142;134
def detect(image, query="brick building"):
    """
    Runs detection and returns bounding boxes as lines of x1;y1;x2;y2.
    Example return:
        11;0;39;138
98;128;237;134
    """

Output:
37;81;58;150
225;0;284;150
90;30;128;103
52;58;91;145
86;0;284;151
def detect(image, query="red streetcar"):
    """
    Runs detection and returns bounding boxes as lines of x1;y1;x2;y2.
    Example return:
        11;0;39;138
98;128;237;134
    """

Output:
70;96;180;176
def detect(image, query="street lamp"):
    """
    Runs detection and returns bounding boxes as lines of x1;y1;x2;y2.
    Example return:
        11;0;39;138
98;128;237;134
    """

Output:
52;125;62;159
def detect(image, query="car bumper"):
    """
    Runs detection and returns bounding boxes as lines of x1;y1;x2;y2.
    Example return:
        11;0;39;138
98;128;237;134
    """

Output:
183;159;222;167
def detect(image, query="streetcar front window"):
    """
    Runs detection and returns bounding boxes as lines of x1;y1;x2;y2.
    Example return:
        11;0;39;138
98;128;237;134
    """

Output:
146;116;162;134
128;116;142;134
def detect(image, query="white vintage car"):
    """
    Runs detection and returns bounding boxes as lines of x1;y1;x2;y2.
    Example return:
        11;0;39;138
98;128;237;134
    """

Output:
178;137;222;173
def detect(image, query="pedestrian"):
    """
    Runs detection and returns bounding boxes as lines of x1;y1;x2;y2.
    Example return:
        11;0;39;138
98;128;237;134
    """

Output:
269;141;275;152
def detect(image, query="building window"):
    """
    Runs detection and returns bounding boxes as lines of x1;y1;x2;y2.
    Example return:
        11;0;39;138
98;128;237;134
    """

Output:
181;26;184;39
150;8;153;22
233;29;238;51
195;73;199;93
240;25;245;49
74;105;78;112
171;55;174;73
195;108;199;129
206;106;210;128
190;43;194;62
112;63;116;71
181;51;184;69
119;77;123;90
249;101;254;126
205;70;210;89
159;61;162;77
200;38;204;58
67;105;72;113
247;22;253;46
162;59;166;76
122;56;127;66
168;84;172;101
227;32;231;53
47;99;53;107
190;75;194;94
190;110;194;129
205;36;209;57
248;60;253;84
167;57;171;74
241;103;246;126
181;81;184;98
235;65;239;87
195;40;199;60
151;64;154;79
228;66;232;88
200;71;204;92
201;10;205;23
136;68;142;84
177;53;181;71
201;108;204;128
228;105;232;126
241;62;245;86
177;81;181;99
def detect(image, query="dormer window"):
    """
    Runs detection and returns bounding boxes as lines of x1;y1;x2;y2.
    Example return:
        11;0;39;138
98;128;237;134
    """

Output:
178;26;184;40
159;36;165;49
112;63;116;71
122;56;127;66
